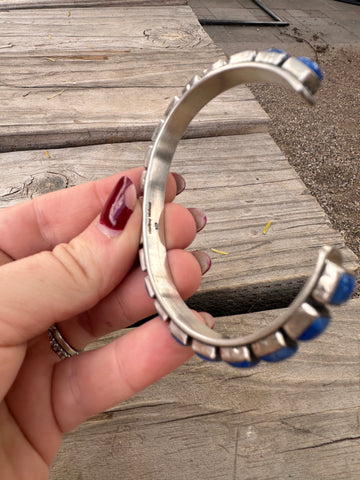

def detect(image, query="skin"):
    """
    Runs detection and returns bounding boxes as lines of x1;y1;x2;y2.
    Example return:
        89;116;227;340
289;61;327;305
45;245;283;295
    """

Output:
0;167;205;479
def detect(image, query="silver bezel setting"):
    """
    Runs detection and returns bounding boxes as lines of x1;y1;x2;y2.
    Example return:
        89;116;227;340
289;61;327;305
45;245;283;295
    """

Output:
139;50;354;366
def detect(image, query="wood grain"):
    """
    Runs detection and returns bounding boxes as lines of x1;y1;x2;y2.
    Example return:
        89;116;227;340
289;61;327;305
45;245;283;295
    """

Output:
0;87;268;152
50;297;360;480
0;6;214;54
0;5;269;151
0;0;187;10
0;134;356;314
0;49;223;88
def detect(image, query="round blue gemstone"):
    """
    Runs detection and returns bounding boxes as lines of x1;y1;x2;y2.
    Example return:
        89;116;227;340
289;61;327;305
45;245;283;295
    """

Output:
297;57;323;80
262;343;298;363
227;360;259;369
298;316;330;341
330;273;356;305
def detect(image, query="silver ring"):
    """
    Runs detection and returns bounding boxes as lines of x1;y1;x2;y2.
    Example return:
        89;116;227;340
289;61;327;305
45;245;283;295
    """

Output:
140;49;356;367
48;324;82;360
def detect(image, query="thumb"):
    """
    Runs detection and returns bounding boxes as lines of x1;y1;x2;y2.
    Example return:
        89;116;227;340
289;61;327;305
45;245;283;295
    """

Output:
0;176;141;346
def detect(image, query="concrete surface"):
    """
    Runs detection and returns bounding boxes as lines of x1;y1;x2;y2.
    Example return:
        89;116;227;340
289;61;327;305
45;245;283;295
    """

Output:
188;0;360;55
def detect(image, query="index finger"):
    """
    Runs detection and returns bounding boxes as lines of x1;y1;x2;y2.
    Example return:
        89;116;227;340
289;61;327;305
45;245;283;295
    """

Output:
0;168;180;260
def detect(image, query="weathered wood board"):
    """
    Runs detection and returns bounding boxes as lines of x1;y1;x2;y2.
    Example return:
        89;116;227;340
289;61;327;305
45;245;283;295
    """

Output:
1;49;224;88
0;0;187;9
0;5;268;151
0;86;268;152
0;6;213;54
0;133;357;314
50;297;360;480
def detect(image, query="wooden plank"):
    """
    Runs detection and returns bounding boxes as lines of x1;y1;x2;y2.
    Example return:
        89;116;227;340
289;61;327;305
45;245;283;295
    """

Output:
0;134;357;314
50;297;360;480
0;5;268;151
0;6;213;55
0;87;267;152
0;0;187;10
0;49;224;88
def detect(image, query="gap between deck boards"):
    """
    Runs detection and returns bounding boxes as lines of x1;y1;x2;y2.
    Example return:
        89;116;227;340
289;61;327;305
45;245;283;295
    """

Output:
0;134;357;316
50;297;360;480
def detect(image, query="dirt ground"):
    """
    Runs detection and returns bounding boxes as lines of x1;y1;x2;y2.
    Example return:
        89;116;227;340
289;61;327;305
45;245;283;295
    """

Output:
249;42;360;289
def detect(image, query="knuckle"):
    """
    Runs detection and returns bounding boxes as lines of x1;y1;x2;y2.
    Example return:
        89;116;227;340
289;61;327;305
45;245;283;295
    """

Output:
51;242;100;298
32;195;56;249
112;289;132;328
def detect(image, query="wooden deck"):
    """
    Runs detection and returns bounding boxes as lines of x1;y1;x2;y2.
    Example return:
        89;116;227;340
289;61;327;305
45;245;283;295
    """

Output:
0;4;267;151
0;1;359;478
52;299;360;479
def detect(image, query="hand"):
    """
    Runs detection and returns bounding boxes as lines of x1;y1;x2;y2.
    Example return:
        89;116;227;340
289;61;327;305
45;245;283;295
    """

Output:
0;167;210;479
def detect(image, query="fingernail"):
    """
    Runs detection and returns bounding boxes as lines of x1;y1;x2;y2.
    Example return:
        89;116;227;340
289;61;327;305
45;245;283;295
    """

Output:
199;312;216;329
188;208;207;232
172;172;186;195
99;177;136;237
192;250;212;275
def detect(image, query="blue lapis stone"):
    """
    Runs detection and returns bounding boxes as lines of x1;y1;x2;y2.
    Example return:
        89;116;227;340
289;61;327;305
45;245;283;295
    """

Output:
330;273;356;305
144;282;153;298
297;57;323;80
171;334;186;347
299;316;331;341
227;360;259;369
262;343;298;363
267;48;290;57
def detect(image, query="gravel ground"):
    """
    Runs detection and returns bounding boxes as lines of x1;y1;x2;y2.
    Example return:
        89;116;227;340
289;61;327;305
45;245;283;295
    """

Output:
249;44;360;289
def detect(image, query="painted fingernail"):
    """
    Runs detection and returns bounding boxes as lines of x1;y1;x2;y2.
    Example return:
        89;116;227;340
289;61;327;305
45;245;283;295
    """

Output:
192;250;212;275
99;176;136;237
188;207;207;232
172;172;186;195
199;312;216;329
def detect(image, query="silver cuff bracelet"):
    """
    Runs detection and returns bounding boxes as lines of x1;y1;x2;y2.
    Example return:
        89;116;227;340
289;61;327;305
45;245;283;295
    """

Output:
139;49;355;367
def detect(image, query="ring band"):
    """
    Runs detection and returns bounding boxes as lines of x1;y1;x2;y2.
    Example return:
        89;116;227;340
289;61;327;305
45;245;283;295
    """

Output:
140;49;356;367
48;324;82;360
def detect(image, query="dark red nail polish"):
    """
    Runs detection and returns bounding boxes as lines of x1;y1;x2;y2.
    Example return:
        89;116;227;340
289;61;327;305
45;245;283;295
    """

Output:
100;177;136;230
188;208;207;232
192;251;212;275
172;172;186;195
199;312;216;329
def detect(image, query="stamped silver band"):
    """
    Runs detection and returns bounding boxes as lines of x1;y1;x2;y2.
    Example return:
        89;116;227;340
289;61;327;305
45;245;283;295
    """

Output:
48;324;81;360
139;50;355;366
